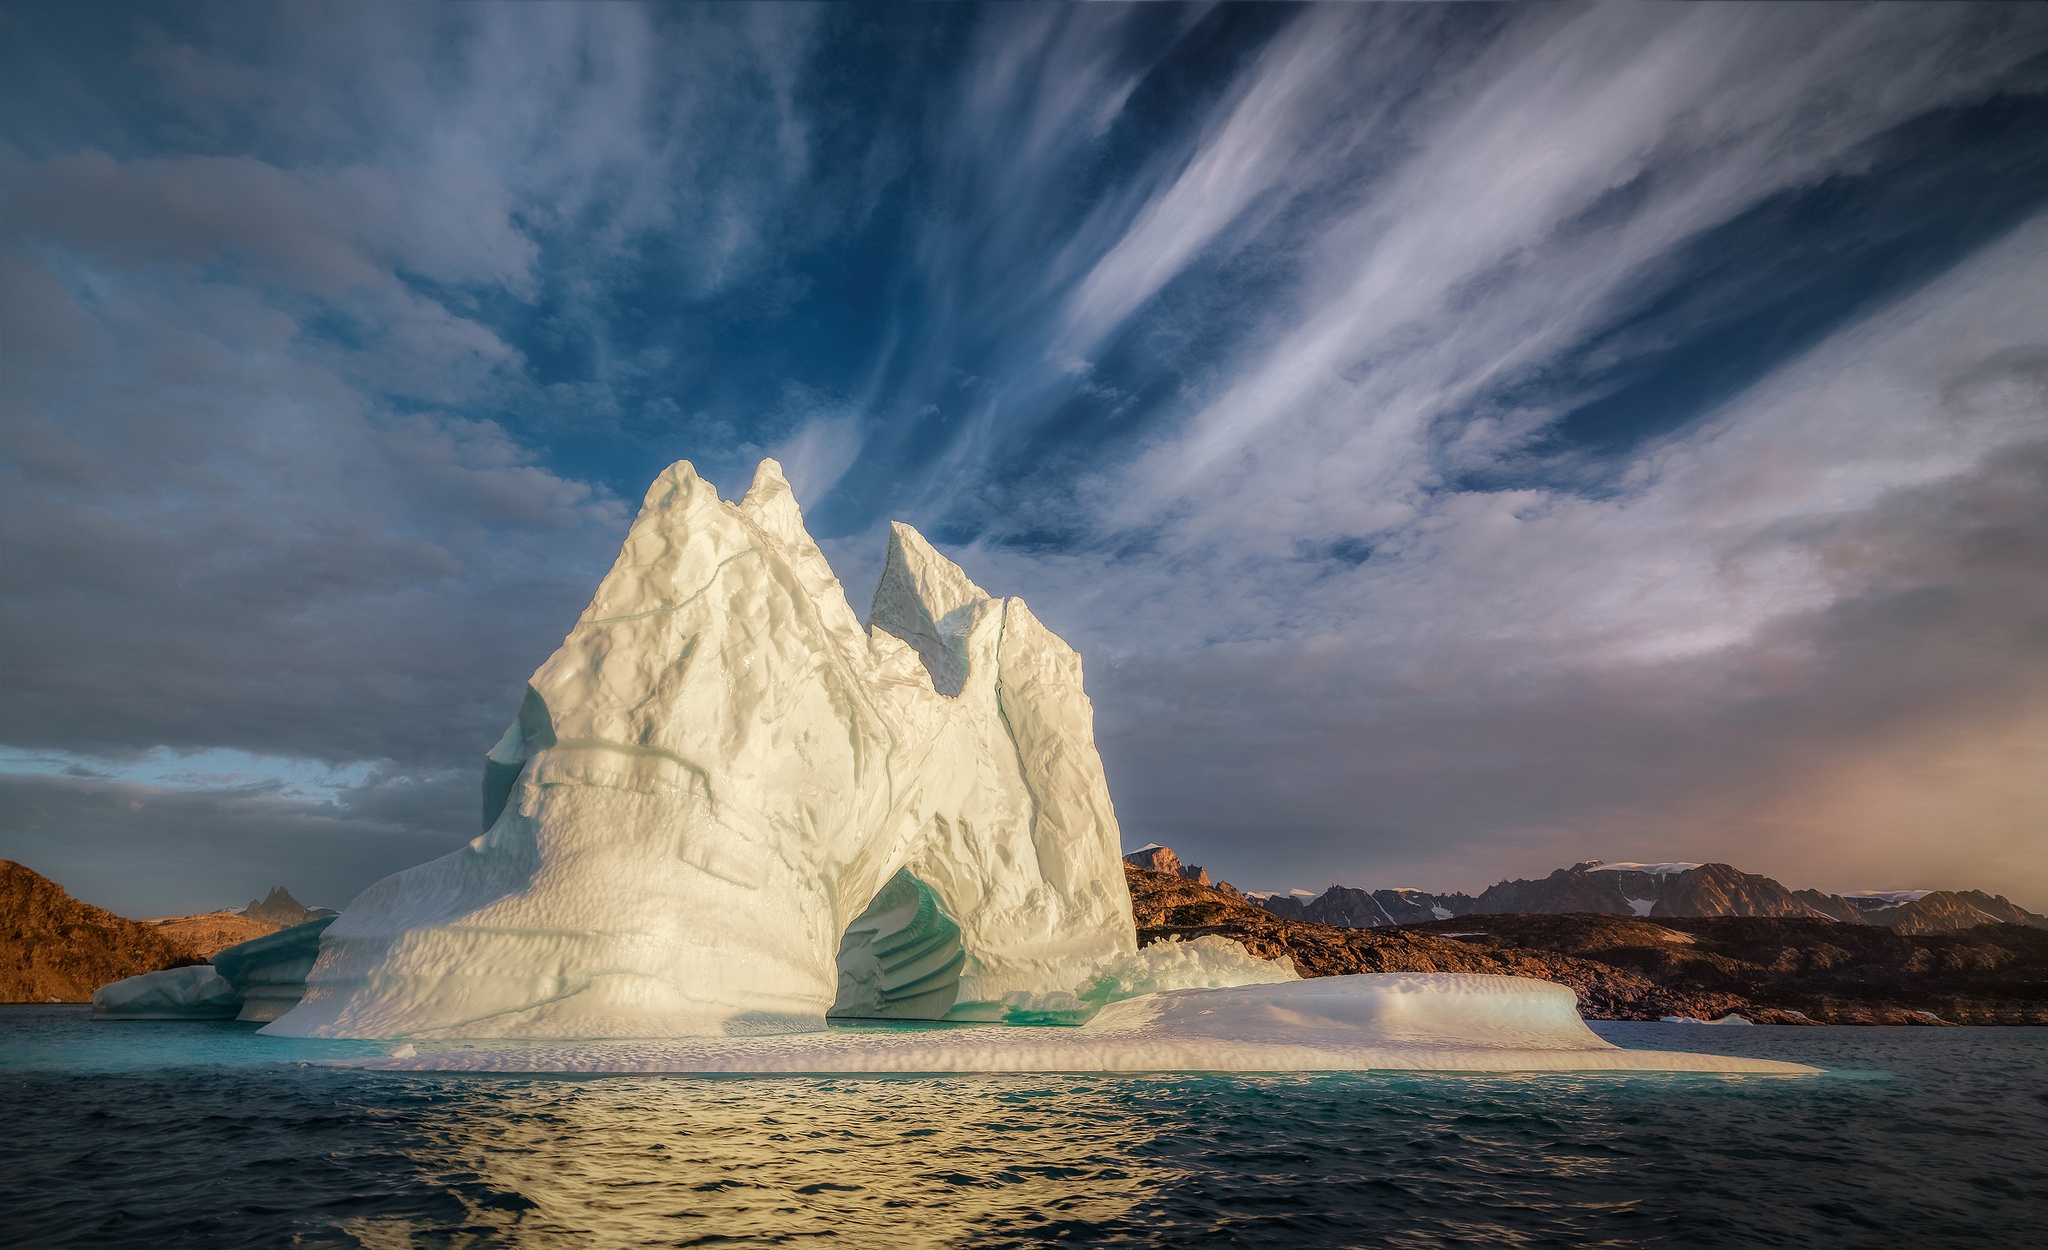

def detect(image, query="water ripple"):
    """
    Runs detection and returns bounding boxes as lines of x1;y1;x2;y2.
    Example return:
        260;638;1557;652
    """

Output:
0;1010;2042;1247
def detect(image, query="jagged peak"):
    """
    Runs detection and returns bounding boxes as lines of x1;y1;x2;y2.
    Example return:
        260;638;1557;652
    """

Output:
738;457;796;525
641;459;714;512
734;457;865;646
738;458;820;561
868;521;992;697
874;522;988;620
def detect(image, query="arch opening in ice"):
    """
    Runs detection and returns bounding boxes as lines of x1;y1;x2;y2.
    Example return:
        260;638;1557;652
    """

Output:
829;869;968;1021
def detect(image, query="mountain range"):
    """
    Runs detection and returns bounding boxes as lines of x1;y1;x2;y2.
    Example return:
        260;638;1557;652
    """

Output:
1125;861;2048;1025
1;862;342;1000
1242;859;2047;935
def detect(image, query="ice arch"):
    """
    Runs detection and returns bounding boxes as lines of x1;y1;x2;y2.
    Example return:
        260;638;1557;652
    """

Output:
265;459;1136;1040
830;870;967;1020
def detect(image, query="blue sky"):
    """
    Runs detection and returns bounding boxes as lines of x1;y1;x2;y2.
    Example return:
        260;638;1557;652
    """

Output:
5;3;2048;915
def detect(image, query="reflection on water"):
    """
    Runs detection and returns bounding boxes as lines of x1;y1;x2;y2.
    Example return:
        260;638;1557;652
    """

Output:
2;1008;2045;1248
344;1076;1169;1246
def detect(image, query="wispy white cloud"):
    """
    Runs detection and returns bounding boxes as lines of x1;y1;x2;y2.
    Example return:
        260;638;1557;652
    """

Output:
1099;4;2047;543
906;5;2048;902
6;2;2047;913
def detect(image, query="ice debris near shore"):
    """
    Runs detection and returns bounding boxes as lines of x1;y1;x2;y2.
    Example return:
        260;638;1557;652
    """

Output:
265;459;1222;1040
340;976;1817;1075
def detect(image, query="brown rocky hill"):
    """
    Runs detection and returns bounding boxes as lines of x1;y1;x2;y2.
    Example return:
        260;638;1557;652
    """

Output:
1128;864;2046;1024
1;860;201;1002
1403;913;2048;1025
1125;864;1801;1023
1862;890;2047;934
142;912;280;958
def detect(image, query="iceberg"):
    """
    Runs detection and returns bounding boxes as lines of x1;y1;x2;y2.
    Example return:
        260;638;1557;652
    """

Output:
211;917;336;1022
267;460;1144;1040
249;457;1812;1077
89;916;338;1022
92;965;242;1020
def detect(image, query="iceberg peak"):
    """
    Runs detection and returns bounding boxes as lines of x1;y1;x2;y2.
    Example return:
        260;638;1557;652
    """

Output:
265;459;1140;1040
868;521;992;697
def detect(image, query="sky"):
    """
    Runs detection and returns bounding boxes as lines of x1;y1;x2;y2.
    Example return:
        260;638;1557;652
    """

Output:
4;2;2047;917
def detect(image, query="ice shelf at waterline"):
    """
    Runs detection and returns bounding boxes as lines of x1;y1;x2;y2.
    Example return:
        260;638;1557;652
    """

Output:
338;977;1817;1075
267;458;1148;1039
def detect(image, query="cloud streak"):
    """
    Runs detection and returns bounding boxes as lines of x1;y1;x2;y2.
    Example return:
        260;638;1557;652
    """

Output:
3;3;2046;912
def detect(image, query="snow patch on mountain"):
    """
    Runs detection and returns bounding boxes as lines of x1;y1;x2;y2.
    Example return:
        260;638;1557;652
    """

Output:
1590;863;1703;876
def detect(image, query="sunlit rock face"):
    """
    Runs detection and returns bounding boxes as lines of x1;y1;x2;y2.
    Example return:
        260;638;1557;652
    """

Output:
265;459;1136;1040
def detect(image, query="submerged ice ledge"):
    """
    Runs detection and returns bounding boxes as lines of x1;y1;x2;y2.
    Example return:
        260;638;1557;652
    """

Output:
331;976;1818;1076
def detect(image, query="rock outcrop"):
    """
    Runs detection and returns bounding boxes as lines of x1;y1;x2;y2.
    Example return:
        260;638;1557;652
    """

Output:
142;912;280;958
1852;890;2048;934
268;459;1138;1040
1124;844;1216;888
0;860;201;1002
240;887;329;928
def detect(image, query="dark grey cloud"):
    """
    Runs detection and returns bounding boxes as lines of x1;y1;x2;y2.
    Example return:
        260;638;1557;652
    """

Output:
3;2;2045;919
0;770;473;918
1095;432;2048;906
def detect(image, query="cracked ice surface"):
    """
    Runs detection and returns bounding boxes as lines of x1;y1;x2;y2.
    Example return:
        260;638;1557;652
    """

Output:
267;459;1156;1040
332;976;1816;1075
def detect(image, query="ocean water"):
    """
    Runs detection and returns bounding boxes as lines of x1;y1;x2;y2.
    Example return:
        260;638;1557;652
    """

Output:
1;1007;2042;1249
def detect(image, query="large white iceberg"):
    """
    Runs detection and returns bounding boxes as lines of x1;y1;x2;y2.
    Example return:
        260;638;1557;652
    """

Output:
259;457;1812;1078
268;460;1146;1039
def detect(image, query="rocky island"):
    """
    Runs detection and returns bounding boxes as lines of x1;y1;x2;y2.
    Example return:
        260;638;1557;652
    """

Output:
1127;857;2048;1024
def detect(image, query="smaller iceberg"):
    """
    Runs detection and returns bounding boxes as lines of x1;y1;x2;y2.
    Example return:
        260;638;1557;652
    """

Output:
90;917;337;1023
210;917;335;1022
93;965;242;1020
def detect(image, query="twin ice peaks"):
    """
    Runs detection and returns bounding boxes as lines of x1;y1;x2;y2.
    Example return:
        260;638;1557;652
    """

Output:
268;459;1138;1039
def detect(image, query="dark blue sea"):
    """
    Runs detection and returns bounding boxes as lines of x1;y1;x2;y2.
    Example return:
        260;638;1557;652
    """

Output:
1;1007;2042;1249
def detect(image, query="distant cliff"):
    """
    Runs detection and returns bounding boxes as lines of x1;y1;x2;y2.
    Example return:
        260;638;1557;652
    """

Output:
1;861;201;1002
1846;889;2047;934
239;887;331;928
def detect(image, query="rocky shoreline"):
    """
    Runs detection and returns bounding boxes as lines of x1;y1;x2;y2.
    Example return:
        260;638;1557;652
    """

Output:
10;855;2045;1023
1128;865;2048;1025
